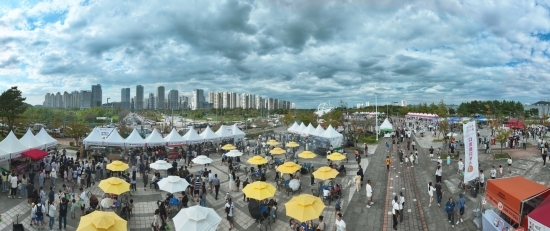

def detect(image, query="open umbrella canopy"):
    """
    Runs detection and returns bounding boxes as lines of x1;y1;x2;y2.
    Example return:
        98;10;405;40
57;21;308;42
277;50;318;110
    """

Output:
298;151;316;159
276;162;301;174
286;142;300;148
106;161;129;172
225;150;243;157
242;181;276;200
326;153;346;161
221;144;236;150
158;176;190;194
285;194;326;222
247;156;268;165
100;198;113;210
192;155;213;165
269;147;286;155
312;166;339;180
266;139;279;146
76;211;127;231
446;132;459;137
98;177;130;195
173;205;222;231
149;160;173;170
288;179;300;190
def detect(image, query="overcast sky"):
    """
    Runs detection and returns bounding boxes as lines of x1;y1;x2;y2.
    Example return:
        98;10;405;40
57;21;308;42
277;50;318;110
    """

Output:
1;0;549;108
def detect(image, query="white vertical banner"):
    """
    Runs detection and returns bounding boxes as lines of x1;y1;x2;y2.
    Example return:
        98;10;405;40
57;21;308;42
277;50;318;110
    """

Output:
463;121;479;183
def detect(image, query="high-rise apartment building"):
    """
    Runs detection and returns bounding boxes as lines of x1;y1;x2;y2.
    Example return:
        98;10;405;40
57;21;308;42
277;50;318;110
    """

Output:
91;84;102;107
167;89;179;110
192;89;205;110
180;96;189;110
401;100;407;107
156;86;165;110
121;88;131;110
135;85;144;110
80;90;92;109
148;93;155;110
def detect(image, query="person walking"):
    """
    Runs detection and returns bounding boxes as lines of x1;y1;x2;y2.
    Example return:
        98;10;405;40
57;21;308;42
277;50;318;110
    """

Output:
435;166;442;184
357;164;364;186
334;213;346;231
143;170;149;191
392;196;399;230
457;159;464;175
242;178;249;202
58;198;68;230
498;165;503;178
354;173;361;192
33;201;46;229
507;157;513;173
50;168;57;187
385;156;391;171
224;198;235;230
213;174;221;200
455;193;466;225
445;197;456;227
479;170;485;193
428;182;436;207
48;200;56;231
399;192;405;222
365;180;373;208
435;181;444;207
543;146;548;167
490;166;497;179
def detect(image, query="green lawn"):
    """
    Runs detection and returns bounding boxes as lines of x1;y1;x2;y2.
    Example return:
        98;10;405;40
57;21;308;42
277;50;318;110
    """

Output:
358;135;379;144
494;153;510;159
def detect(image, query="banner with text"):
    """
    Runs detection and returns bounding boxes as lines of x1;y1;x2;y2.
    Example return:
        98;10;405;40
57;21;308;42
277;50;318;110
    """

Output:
463;121;479;183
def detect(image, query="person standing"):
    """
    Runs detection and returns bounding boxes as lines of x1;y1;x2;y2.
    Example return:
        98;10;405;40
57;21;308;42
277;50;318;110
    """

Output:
228;171;236;192
455;193;466;225
50;168;57;187
354;173;361;192
543;146;548;167
357;165;364;186
435;166;442;184
33;201;46;229
392;196;399;230
399;192;405;222
498;165;503;178
310;167;315;186
225;198;235;230
366;180;373;208
445;197;456;227
213;174;221;200
457;159;464;175
48;200;56;231
428;182;436;207
435;181;444;207
242;178;249;202
490;166;497;179
58;197;68;230
143;170;149;191
507;157;513;173
385;156;391;171
334;213;346;231
9;173;18;199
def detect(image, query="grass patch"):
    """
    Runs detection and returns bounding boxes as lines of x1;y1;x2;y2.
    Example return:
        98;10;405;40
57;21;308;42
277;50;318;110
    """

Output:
65;146;80;151
439;154;458;160
433;139;442;142
358;135;379;144
494;153;510;159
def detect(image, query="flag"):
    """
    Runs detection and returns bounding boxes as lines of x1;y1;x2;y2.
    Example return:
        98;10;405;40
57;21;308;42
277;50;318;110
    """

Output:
463;121;479;183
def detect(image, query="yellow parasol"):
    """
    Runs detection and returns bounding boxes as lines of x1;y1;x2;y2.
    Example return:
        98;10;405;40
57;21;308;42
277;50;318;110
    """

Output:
326;152;346;161
269;147;286;155
285;194;326;222
298;151;316;159
286;142;300;148
76;211;127;231
247;156;268;165
312;166;339;180
106;161;129;172
221;144;236;150
266;139;280;146
242;181;277;200
276;162;301;174
98;177;130;195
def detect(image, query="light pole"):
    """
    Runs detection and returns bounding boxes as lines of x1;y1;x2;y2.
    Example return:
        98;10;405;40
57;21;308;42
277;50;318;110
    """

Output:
375;85;378;142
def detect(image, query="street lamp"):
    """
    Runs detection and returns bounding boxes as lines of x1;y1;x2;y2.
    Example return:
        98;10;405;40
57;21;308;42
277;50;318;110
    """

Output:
375;85;378;141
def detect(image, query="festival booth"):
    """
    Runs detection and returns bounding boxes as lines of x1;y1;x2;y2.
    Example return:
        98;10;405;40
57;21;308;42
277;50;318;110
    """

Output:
287;122;299;134
231;124;246;142
405;113;440;120
379;118;393;137
124;129;146;147
296;123;307;136
83;128;104;148
103;130;126;147
215;125;234;141
483;176;550;230
505;120;526;130
165;128;186;146
20;129;43;150
0;131;31;174
303;124;316;137
312;125;325;137
183;128;204;144
527;196;550;231
35;128;57;148
319;125;343;149
145;129;167;146
199;126;220;142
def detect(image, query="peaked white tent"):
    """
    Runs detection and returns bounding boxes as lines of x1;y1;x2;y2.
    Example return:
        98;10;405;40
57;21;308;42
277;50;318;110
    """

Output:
287;122;299;133
125;129;145;147
145;129;166;146
83;128;104;147
312;125;325;137
183;128;204;144
0;131;29;155
215;125;233;140
164;128;185;146
304;124;316;136
320;125;344;148
379;118;393;132
231;124;246;140
200;126;219;141
35;128;57;148
297;123;307;135
103;130;126;146
20;129;43;149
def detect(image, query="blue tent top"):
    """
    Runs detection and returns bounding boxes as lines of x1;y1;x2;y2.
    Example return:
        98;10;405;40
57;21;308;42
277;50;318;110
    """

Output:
447;117;460;122
473;116;487;121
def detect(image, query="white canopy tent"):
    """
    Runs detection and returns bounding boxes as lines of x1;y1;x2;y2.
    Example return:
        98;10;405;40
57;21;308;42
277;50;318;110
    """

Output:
19;129;43;150
199;126;219;141
215;125;233;140
103;130;126;147
35;128;57;148
183;128;204;144
165;128;186;146
125;129;145;147
312;125;325;137
287;122;299;133
303;124;316;136
297;123;307;135
231;124;246;141
379;118;393;132
145;129;166;146
0;131;29;157
320;125;344;148
83;128;104;147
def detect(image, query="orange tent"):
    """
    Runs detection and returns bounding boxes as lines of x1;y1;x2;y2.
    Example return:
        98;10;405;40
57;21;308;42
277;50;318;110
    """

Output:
486;176;550;225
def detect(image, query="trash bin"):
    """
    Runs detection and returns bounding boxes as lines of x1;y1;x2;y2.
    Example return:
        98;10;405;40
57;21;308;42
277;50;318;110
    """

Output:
471;182;479;198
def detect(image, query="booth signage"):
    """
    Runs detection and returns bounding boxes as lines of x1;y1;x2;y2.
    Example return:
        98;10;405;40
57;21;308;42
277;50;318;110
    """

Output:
482;198;487;205
97;128;114;140
463;121;479;183
487;193;520;223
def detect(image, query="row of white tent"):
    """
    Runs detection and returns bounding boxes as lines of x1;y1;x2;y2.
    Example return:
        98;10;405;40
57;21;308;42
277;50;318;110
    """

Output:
0;128;57;161
286;122;343;139
83;124;247;147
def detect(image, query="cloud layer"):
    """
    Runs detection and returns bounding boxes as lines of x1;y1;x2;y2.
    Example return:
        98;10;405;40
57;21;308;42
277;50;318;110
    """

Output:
1;0;549;108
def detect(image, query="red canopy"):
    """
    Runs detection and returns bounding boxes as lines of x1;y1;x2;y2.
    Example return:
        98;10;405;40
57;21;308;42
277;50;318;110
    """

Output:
528;196;550;229
22;149;48;160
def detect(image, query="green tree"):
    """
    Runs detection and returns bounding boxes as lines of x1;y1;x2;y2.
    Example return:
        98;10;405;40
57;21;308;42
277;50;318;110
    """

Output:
64;121;91;144
436;100;447;118
438;119;449;139
0;87;27;132
280;113;294;128
494;127;513;157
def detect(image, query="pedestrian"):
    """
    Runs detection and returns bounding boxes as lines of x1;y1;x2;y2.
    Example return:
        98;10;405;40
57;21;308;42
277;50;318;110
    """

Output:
310;167;315;186
543;146;548;167
435;181;444;207
490;166;497;179
446;155;451;166
79;188;87;216
414;151;419;164
507;157;513;173
385;156;391;171
435;166;442;183
498;165;503;178
50;168;57;187
33;200;46;229
399;192;405;222
365;180;373;208
357;165;364;186
9;173;17;199
354;173;361;192
58;197;68;230
457;159;464;175
409;154;414;167
455;193;466;225
152;209;160;231
242;178;249;202
213;174;221;200
445;197;456;227
404;155;409;167
48;200;56;231
225;198;235;230
428;182;436;207
479;170;485;193
334;213;346;231
392;196;399;230
199;184;207;207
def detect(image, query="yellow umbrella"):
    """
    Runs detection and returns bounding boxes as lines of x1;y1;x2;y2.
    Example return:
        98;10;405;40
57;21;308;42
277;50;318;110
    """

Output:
106;161;129;172
285;194;326;222
286;142;300;148
76;211;127;231
270;147;286;155
266;139;279;146
221;144;236;150
98;177;130;195
312;166;339;180
298;151;316;159
276;162;301;174
242;181;277;200
247;155;268;165
327;152;346;161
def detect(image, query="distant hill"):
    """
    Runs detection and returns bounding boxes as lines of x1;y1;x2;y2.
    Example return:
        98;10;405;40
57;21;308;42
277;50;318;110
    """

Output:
533;101;550;105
